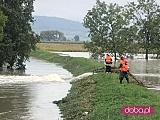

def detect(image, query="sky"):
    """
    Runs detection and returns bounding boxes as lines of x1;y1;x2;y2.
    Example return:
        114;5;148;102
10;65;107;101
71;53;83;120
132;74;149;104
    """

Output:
33;0;160;22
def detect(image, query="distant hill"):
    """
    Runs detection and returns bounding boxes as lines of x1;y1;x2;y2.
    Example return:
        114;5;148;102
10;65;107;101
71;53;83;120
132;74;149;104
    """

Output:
32;16;90;41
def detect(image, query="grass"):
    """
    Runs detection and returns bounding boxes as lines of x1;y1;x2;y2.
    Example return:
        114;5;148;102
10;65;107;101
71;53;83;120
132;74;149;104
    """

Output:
58;73;160;120
90;73;160;120
36;42;88;52
30;49;103;76
30;49;160;120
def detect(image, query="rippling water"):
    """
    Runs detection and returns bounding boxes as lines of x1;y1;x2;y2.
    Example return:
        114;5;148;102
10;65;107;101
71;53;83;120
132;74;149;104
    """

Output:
0;58;72;120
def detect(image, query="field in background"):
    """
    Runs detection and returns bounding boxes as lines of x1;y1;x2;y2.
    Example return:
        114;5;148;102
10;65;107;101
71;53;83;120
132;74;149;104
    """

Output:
36;42;88;52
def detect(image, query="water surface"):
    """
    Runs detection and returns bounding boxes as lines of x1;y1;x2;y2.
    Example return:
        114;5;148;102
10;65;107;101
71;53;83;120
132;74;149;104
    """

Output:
0;58;72;120
56;52;160;89
0;53;160;120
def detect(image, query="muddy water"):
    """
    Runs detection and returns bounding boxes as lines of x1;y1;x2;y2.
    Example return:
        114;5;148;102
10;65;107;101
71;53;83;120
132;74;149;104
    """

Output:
0;58;72;120
129;59;160;91
0;53;160;120
56;52;160;89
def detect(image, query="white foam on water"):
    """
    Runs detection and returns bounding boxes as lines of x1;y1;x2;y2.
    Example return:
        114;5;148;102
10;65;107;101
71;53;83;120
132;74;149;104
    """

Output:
0;74;66;84
69;72;94;81
147;87;160;91
41;74;65;82
0;111;12;115
133;73;160;78
0;72;95;84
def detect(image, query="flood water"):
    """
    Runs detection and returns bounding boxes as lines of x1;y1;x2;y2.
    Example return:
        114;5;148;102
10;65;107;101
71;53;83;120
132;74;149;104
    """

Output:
0;58;72;120
0;52;160;120
56;52;160;89
128;58;160;95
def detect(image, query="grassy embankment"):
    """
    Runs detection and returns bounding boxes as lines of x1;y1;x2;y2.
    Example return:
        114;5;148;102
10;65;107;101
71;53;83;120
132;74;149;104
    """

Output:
30;49;103;76
30;48;160;120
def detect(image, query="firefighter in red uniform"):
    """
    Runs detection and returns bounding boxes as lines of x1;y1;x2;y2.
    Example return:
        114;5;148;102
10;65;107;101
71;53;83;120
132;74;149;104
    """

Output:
119;55;129;84
105;54;112;72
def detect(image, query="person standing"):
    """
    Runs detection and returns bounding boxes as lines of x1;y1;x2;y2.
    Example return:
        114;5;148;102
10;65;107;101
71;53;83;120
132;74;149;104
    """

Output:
119;55;129;84
105;54;112;73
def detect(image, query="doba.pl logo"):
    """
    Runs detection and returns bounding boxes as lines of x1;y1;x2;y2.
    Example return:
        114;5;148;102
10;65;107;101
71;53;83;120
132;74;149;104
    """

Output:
121;106;154;115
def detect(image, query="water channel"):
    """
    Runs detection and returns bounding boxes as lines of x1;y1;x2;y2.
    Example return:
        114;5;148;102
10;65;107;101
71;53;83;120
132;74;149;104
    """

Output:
0;58;72;120
0;52;160;120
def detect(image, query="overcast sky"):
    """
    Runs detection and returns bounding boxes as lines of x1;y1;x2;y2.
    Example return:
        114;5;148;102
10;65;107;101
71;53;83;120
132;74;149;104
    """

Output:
33;0;160;22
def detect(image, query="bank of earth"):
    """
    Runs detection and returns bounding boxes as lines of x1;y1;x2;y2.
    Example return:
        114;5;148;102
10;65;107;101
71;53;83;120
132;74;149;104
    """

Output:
31;50;160;120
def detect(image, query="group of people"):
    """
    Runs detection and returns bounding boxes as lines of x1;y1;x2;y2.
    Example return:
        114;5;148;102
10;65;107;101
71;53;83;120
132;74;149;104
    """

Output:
104;54;129;84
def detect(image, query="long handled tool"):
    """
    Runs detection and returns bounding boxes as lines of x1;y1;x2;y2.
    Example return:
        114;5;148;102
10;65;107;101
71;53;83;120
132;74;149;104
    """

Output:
93;66;145;87
128;71;145;87
111;66;145;86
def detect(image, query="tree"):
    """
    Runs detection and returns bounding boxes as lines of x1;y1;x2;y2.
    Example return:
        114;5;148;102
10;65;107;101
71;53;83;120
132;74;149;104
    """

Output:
127;0;160;59
74;35;79;41
40;30;66;41
0;11;6;39
0;11;7;67
0;0;39;69
83;0;136;61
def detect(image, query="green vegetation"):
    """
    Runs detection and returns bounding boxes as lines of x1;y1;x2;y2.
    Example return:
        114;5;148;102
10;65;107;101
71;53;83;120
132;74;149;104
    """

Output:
0;11;6;40
30;49;103;76
58;73;160;120
31;49;160;120
0;0;39;69
84;1;136;60
83;0;160;59
40;30;66;41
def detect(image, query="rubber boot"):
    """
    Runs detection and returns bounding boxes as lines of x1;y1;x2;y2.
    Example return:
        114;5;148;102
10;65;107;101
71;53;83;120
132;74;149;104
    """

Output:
120;79;123;84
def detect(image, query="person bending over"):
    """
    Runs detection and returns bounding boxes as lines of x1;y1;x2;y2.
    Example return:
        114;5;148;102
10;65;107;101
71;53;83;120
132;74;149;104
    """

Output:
119;55;129;84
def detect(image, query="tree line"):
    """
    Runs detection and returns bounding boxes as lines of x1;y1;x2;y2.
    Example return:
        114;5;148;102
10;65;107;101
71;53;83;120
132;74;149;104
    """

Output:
40;30;66;41
0;0;39;69
40;30;80;41
83;0;160;60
